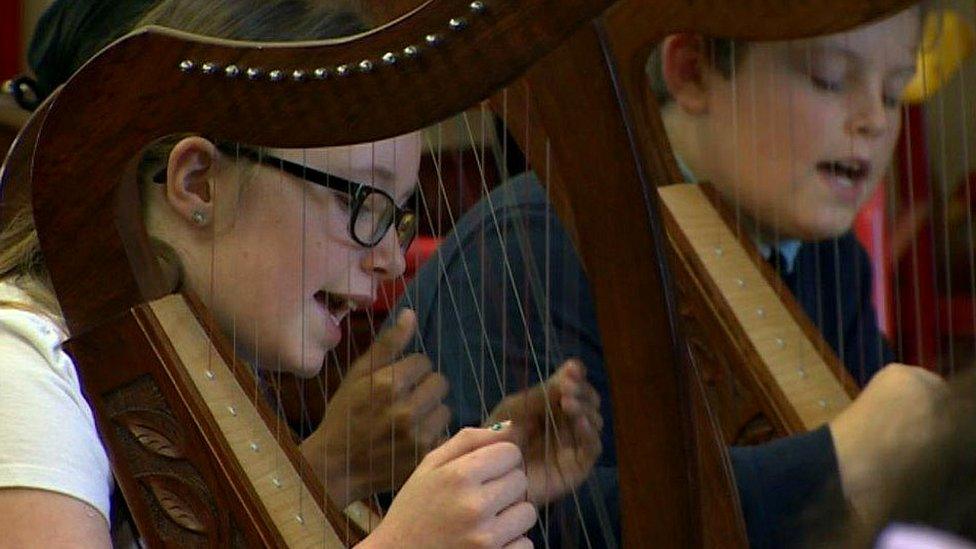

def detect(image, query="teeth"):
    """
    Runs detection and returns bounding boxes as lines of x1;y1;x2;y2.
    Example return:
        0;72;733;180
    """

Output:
315;292;364;315
820;160;867;182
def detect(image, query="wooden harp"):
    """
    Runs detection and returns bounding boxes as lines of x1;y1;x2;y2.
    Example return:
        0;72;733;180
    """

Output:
493;0;975;544
4;3;627;545
477;0;926;544
0;0;939;547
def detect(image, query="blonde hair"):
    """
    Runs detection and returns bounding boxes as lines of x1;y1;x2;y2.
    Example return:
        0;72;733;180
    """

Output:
0;207;58;316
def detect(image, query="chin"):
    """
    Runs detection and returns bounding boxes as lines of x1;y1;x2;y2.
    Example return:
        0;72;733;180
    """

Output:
280;358;324;379
288;347;329;379
260;343;326;379
788;217;854;242
290;365;324;379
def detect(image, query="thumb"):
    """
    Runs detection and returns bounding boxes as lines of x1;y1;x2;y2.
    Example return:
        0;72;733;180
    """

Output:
348;308;418;377
423;421;519;468
490;362;575;424
541;359;583;407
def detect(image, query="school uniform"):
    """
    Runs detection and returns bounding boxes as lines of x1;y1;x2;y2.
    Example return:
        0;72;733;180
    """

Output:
397;172;893;547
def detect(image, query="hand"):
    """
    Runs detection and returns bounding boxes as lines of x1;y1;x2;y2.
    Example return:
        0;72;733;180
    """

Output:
830;363;949;523
486;359;603;505
301;309;451;508
360;424;536;549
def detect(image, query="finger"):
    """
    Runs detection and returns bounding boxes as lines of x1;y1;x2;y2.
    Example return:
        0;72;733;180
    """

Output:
417;404;451;448
575;414;601;448
582;382;600;408
585;405;604;432
404;372;449;417
558;375;581;400
348;309;417;377
546;359;586;407
385;354;434;396
503;537;533;549
453;440;523;483
546;361;577;396
492;501;537;546
560;393;584;416
558;379;597;417
570;385;603;429
558;358;586;382
482;467;528;515
422;423;516;469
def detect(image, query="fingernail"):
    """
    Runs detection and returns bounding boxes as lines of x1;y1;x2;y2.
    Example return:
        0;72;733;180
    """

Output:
397;308;414;326
489;420;512;431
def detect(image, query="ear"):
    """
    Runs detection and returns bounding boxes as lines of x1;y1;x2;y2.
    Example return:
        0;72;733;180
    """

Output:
164;136;219;228
661;33;711;115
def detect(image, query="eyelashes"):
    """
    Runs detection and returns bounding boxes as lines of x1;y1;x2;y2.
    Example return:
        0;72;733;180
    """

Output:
810;75;903;110
811;75;844;93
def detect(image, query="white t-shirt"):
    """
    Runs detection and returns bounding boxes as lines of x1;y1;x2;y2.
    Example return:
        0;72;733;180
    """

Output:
0;282;113;524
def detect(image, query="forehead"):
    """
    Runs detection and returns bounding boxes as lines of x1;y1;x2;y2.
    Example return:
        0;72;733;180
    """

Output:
787;8;921;65
266;133;422;198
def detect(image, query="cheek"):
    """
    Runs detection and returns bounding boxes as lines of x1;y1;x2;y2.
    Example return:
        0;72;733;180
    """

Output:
778;90;839;161
303;227;366;291
726;79;819;163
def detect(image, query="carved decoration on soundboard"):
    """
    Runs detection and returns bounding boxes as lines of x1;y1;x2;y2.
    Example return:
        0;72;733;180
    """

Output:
142;474;212;534
116;409;186;459
104;374;235;544
674;266;777;446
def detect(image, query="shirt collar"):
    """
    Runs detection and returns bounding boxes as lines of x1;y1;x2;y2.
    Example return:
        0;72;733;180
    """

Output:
674;155;801;274
755;239;802;273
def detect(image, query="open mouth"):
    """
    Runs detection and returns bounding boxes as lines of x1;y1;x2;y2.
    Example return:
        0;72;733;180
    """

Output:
816;158;871;188
314;290;353;325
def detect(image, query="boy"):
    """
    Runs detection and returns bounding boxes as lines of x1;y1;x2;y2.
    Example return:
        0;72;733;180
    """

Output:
399;6;948;547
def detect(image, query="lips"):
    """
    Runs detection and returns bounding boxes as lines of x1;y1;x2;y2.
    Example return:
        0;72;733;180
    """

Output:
314;290;351;326
816;158;872;202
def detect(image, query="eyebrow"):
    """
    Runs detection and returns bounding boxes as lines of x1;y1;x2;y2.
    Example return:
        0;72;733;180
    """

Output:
247;148;385;184
335;166;416;208
233;147;367;195
812;44;916;68
342;166;398;189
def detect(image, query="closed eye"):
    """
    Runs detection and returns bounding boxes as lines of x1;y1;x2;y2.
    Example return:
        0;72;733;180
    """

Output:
811;76;844;93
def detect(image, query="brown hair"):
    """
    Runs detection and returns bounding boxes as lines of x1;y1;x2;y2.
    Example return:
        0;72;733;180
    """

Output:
646;4;928;107
645;37;743;106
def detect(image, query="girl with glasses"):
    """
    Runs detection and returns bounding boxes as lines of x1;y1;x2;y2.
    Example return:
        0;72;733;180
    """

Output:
0;0;602;546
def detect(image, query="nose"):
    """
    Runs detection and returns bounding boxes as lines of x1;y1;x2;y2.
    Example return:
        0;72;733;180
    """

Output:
845;83;890;139
360;228;407;280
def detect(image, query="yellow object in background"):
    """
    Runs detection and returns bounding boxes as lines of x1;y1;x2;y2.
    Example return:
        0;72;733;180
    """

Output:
903;10;976;103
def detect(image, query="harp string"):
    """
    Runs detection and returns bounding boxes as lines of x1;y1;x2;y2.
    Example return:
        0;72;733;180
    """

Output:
944;0;973;378
924;82;936;374
923;1;937;373
905;87;925;365
459;104;613;545
837;31;851;377
926;9;943;374
874;35;889;375
959;11;976;378
394;100;618;545
935;10;955;376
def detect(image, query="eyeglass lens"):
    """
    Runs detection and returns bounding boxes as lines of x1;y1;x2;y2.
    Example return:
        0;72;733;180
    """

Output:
352;190;417;249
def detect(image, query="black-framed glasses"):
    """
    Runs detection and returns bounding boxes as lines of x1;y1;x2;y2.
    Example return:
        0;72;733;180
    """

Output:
156;145;418;250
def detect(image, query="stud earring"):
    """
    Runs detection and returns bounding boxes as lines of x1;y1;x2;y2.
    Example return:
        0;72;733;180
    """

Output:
192;211;208;226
